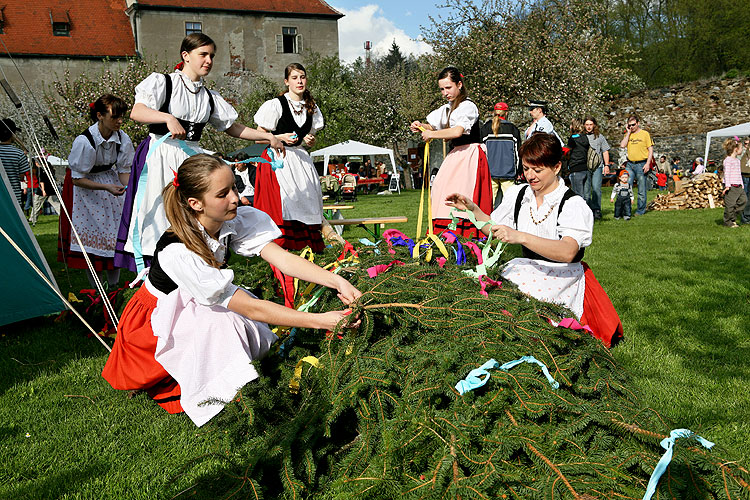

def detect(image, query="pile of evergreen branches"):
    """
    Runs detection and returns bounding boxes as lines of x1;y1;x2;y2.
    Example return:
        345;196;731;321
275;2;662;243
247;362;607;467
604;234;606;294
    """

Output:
177;243;749;499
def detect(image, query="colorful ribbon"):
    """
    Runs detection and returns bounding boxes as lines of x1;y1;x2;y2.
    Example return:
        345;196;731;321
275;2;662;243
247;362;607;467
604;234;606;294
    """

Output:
455;355;559;395
289;355;320;394
642;429;714;500
367;260;405;278
551;317;594;335
359;238;381;254
479;276;502;297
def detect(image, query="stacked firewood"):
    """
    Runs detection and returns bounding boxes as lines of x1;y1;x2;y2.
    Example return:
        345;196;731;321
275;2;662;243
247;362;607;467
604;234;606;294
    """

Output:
648;173;724;211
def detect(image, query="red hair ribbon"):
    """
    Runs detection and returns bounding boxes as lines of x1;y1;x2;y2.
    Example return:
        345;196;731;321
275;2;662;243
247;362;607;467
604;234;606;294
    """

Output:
174;61;185;71
734;135;740;142
171;169;179;188
89;102;95;109
459;73;464;79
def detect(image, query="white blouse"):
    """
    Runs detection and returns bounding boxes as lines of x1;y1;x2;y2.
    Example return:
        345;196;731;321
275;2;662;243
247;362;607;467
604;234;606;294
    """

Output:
426;100;479;134
490;180;593;249
152;207;281;308
134;71;238;132
253;93;324;134
68;123;135;179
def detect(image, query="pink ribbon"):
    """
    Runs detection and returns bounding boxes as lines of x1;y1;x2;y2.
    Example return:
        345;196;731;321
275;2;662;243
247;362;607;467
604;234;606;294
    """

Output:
367;259;405;278
463;241;483;264
436;257;446;268
479;276;502;297
553;317;594;335
442;232;457;244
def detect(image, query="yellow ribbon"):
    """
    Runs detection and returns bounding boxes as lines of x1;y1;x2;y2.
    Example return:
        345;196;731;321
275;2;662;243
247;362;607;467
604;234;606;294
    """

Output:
415;128;433;239
68;292;82;303
293;247;315;304
289;355;321;394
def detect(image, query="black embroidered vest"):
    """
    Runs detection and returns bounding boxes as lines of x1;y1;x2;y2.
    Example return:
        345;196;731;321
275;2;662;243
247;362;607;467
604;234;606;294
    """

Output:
275;95;313;147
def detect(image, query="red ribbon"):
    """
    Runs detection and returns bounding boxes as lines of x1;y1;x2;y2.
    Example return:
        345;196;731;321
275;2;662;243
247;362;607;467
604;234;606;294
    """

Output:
478;275;502;297
171;169;179;188
366;260;404;278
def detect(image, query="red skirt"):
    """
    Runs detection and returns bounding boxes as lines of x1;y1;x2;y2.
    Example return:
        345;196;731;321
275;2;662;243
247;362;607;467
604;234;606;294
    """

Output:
579;263;623;348
57;169;115;271
101;285;183;414
432;145;493;239
253;153;324;253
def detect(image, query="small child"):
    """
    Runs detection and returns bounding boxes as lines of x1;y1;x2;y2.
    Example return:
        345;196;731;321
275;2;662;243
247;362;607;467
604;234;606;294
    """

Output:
722;137;747;227
610;170;634;220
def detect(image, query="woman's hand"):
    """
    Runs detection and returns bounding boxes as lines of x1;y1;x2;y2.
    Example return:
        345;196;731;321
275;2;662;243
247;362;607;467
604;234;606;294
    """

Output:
409;120;424;133
303;134;316;148
490;224;524;244
277;132;296;145
445;193;476;212
420;129;434;141
335;276;362;305
315;309;359;330
106;184;126;196
166;116;186;140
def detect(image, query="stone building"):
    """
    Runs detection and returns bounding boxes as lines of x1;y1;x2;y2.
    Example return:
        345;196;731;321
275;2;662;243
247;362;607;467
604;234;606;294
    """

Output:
0;0;341;94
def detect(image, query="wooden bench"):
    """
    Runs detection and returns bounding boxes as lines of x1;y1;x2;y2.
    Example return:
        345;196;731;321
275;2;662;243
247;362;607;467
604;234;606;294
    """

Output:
327;216;408;239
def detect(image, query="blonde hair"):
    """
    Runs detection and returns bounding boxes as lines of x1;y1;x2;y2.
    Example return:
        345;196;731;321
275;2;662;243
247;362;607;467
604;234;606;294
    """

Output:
491;110;508;135
723;137;741;156
161;154;228;268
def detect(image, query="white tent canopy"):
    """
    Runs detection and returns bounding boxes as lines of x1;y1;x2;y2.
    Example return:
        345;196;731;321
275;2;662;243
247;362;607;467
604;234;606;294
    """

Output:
311;140;397;178
704;122;750;163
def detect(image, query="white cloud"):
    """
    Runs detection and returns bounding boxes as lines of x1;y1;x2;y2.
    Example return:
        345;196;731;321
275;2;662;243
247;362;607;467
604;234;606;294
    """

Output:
334;4;433;64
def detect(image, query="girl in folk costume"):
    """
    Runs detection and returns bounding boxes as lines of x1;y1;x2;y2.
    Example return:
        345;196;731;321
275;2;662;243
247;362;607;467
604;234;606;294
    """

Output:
102;155;361;427
114;33;284;272
410;67;492;238
58;94;135;288
446;133;623;348
253;62;326;252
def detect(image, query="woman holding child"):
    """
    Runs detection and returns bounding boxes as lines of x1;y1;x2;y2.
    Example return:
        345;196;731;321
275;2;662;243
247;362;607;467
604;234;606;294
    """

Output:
446;133;622;347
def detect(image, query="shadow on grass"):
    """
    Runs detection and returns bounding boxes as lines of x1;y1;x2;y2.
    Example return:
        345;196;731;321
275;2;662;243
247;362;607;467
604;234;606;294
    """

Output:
0;462;108;500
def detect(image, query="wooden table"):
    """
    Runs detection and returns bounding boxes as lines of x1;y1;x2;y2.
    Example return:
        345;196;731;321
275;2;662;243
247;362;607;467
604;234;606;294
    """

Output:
327;216;408;239
356;178;385;194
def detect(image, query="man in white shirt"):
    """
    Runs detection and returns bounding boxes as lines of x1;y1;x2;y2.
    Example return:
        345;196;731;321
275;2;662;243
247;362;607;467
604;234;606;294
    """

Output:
525;100;562;145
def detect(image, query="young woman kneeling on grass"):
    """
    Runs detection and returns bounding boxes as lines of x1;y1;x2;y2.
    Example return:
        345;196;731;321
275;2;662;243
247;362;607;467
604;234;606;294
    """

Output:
446;133;622;347
102;154;361;426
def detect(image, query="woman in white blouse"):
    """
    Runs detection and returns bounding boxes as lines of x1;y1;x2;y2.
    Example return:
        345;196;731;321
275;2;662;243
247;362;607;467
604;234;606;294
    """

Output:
410;66;492;238
58;94;135;290
446;133;623;347
253;63;326;253
103;154;361;426
114;33;284;273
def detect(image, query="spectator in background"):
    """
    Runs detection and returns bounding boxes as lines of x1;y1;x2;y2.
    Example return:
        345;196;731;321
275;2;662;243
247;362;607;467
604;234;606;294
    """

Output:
566;118;590;199
0;118;29;209
656;155;671;176
721;137;746;227
234;159;256;206
29;158;54;226
671;156;682;176
525;100;563;145
610;170;634;220
692;157;706;176
22;167;38;215
480;101;521;208
619;114;653;216
740;137;750;224
583;116;611;220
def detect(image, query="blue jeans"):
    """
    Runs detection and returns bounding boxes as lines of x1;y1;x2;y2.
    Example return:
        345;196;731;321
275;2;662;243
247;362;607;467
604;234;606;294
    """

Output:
742;176;750;224
585;166;603;215
614;196;631;218
626;160;648;215
569;171;587;199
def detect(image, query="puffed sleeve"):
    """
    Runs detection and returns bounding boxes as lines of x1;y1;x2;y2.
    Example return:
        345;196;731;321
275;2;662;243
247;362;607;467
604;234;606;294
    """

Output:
490;183;525;226
311;105;324;134
116;132;136;174
68;135;97;179
557;196;593;249
253;99;282;131
134;72;168;111
426;105;447;130
207;90;238;132
158;243;239;308
229;206;282;257
449;101;479;133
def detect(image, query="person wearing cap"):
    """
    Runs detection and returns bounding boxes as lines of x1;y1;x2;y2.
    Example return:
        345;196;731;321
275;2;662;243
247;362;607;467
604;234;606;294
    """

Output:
480;101;521;208
692;157;705;176
619;114;653;216
610;170;634;220
0;118;30;209
524;100;562;145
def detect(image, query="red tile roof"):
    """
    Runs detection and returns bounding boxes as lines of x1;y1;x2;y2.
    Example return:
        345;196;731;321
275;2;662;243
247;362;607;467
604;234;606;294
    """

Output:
0;1;136;57
133;0;342;18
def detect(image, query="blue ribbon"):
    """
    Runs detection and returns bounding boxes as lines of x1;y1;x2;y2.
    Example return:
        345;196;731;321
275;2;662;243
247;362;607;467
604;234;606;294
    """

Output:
444;230;466;265
278;328;298;358
455;356;559;395
359;238;381;254
390;235;416;255
642;429;714;500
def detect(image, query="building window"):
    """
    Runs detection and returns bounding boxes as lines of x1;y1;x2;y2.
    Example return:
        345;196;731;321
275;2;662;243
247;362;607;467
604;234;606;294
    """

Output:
276;27;303;54
185;21;202;36
50;9;71;36
0;8;5;34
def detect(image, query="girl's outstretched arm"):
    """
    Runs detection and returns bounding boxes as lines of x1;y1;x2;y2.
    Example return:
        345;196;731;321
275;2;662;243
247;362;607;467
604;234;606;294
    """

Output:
260;242;362;305
227;290;351;330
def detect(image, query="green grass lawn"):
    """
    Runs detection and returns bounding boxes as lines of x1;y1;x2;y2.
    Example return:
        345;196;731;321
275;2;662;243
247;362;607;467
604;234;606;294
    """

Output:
1;186;749;498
